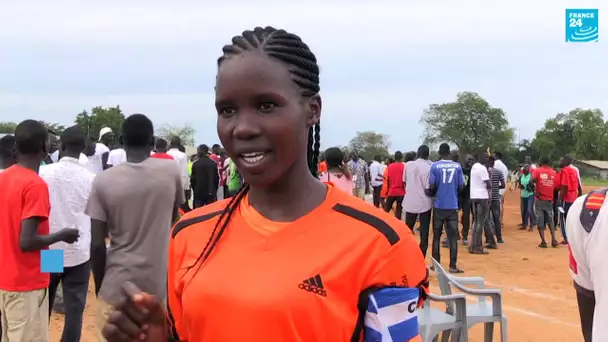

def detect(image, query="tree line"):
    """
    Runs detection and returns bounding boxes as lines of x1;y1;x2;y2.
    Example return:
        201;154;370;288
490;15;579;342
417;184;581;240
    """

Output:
0;106;197;148
339;92;606;170
1;93;605;169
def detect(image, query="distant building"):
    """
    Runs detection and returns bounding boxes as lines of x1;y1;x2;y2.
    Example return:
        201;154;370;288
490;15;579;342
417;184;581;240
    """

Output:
574;160;608;180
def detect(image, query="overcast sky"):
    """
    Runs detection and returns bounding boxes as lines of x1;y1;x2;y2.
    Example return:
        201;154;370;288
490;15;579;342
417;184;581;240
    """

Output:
0;0;606;150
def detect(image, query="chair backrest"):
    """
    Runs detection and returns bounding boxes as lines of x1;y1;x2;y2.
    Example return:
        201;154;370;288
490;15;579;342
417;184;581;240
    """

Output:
431;259;456;313
431;259;452;295
432;258;488;305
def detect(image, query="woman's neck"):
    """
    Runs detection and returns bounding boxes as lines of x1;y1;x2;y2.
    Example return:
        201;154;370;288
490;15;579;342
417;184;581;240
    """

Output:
248;163;327;222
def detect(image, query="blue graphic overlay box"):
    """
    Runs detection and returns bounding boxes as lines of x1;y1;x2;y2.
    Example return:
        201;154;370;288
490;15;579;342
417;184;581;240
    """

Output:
41;250;64;273
566;9;599;42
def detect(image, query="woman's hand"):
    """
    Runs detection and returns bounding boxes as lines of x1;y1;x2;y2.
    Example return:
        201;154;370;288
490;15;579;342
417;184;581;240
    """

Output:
102;282;167;342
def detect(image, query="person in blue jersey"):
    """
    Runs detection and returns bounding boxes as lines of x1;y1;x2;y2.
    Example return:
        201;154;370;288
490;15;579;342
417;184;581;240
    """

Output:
426;143;465;273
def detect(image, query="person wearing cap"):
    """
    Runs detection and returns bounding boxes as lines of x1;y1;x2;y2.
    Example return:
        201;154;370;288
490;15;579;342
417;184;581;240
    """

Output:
87;127;113;174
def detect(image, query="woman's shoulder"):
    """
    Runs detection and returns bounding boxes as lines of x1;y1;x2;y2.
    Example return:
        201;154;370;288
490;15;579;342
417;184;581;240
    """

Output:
329;190;411;244
171;200;231;240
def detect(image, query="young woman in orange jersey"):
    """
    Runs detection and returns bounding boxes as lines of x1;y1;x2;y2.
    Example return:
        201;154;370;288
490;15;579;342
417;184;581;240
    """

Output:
102;26;429;342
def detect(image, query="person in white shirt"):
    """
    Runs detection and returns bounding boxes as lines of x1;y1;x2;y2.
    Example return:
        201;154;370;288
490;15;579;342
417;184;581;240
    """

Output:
107;145;127;167
469;153;492;255
39;126;95;342
50;149;89;166
492;152;510;227
87;127;113;173
402;145;433;249
167;136;190;211
567;189;608;341
369;155;384;208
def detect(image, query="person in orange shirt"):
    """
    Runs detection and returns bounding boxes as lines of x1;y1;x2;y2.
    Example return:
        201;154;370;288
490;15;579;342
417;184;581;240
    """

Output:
318;152;327;175
101;26;428;342
380;157;393;208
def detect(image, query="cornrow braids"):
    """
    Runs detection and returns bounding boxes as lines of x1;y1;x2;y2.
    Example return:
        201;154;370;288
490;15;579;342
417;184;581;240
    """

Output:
186;184;250;276
187;27;322;277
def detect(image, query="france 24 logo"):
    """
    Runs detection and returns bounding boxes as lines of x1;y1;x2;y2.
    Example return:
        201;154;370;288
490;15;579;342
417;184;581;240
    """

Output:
566;9;599;42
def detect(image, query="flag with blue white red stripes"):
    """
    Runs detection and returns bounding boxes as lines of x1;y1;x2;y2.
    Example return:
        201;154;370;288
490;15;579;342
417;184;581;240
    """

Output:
364;287;420;342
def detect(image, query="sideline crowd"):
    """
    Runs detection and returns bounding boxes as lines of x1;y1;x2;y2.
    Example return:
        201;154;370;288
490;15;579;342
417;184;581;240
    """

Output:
0;120;591;342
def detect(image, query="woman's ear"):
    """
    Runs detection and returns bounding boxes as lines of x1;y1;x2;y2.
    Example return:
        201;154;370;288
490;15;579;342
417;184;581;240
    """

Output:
307;94;322;127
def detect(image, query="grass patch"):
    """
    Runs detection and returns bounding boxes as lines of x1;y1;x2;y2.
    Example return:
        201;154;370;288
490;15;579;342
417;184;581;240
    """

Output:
582;178;608;187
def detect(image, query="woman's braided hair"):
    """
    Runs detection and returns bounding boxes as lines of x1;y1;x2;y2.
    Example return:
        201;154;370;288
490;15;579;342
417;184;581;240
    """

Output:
187;27;321;275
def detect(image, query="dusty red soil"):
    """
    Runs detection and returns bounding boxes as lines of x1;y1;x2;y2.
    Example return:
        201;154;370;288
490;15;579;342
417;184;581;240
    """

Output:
50;188;589;341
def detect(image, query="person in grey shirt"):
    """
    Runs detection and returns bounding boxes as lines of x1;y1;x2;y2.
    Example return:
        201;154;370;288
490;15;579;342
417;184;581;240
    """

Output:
86;114;185;341
402;145;433;256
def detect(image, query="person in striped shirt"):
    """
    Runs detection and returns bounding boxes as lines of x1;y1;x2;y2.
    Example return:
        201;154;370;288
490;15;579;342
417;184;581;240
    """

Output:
486;156;506;246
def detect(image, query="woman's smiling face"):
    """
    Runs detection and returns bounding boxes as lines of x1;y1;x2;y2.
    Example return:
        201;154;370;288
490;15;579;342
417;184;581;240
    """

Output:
215;51;320;187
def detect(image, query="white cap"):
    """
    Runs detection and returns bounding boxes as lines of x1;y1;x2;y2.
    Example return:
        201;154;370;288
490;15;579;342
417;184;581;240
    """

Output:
98;127;113;141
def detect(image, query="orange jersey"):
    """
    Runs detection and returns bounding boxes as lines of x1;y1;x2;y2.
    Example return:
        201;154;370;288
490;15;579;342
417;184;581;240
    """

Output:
380;167;389;198
167;184;429;341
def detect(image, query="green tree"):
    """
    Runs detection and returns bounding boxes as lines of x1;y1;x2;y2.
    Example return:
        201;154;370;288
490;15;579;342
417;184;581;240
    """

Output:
0;121;65;135
531;108;606;161
420;92;515;155
156;123;197;147
0;121;17;134
75;106;125;140
39;121;66;135
348;131;390;161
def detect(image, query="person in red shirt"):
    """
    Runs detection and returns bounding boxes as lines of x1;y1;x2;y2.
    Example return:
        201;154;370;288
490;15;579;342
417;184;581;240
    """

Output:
384;151;406;219
558;155;579;244
0;120;79;342
532;156;558;248
150;138;174;160
210;144;229;199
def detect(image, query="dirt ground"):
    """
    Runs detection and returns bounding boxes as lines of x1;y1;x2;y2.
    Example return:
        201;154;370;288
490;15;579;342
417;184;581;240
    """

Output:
50;188;590;341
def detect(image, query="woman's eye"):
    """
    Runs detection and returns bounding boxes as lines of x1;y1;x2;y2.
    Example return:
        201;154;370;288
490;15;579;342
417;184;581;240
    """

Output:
219;108;236;116
259;102;275;112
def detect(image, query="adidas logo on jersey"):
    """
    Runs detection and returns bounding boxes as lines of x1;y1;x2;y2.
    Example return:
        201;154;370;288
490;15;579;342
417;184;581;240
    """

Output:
298;274;327;297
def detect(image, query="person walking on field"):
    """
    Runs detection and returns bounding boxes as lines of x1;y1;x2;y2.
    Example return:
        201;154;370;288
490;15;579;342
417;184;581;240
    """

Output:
347;151;369;199
380;157;393;208
369;155;384;208
384;151;406;219
191;144;220;208
485;156;505;247
459;154;475;245
469;153;492;255
39;126;95;342
426;143;464;273
493;151;509;228
532;156;558;248
0;120;79;342
402;145;432;249
86;114;185;341
557;155;579;244
519;164;535;231
150;138;174;160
